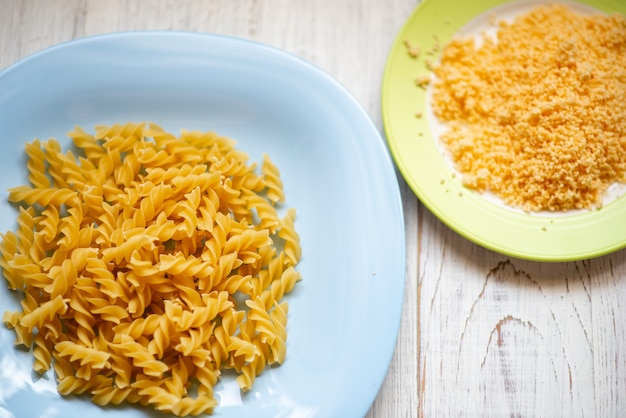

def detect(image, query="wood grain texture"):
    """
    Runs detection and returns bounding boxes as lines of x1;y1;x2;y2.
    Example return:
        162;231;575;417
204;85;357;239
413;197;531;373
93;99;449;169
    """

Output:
4;1;625;417
418;208;626;418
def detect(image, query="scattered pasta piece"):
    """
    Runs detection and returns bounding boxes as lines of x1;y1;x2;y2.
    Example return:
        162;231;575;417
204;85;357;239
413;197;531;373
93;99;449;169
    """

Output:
431;5;626;211
0;122;302;416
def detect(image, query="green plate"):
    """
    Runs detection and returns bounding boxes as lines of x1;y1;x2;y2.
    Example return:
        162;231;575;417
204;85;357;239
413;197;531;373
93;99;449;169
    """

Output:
382;0;626;262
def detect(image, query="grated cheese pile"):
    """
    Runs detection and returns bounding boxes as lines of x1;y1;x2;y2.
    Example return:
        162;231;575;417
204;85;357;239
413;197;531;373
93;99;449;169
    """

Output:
431;5;626;212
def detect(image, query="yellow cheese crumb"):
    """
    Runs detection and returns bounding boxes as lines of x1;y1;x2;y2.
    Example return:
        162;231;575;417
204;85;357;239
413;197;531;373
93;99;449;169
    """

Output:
403;39;421;58
430;35;441;53
431;5;626;212
415;75;430;88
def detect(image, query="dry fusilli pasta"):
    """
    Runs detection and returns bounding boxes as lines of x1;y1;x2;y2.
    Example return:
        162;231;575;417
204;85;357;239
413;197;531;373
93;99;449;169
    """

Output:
0;122;301;416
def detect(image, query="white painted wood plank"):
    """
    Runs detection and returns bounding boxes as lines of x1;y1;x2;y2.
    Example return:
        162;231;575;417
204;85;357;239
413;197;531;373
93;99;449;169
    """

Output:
590;260;626;418
418;207;626;417
0;0;86;70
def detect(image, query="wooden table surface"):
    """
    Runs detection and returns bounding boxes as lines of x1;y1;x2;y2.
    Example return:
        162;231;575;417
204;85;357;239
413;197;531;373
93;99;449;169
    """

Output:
2;1;625;417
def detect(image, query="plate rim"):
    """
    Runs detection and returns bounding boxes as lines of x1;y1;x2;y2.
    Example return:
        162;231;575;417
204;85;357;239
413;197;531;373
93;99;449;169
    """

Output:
382;0;626;262
0;30;407;417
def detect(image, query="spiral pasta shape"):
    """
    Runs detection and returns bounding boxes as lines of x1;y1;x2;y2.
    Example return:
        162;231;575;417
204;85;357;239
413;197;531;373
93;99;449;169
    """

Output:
261;153;285;205
67;125;106;161
0;122;301;416
8;185;77;207
278;208;302;267
24;139;50;189
42;139;69;188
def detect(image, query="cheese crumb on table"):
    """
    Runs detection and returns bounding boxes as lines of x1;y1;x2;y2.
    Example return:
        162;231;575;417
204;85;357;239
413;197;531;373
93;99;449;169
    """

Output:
431;5;626;212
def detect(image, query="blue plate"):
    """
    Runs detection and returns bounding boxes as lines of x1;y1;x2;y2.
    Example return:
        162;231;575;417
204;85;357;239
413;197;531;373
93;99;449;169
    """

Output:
0;32;405;417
